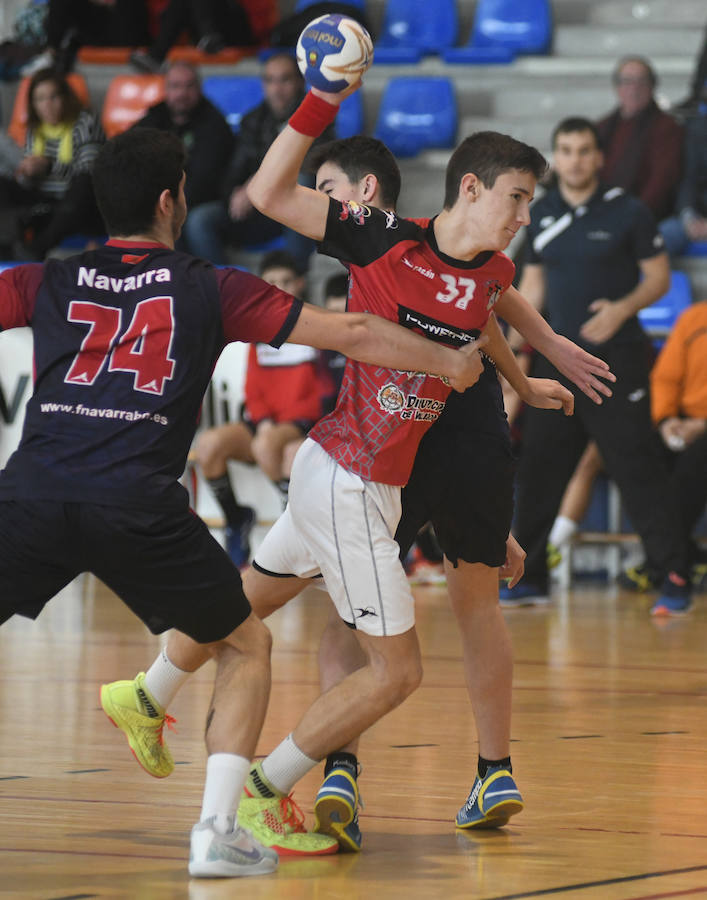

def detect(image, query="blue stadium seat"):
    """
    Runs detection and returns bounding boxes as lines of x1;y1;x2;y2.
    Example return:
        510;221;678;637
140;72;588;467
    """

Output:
638;270;693;336
201;76;263;134
375;0;457;63
374;77;456;157
295;0;366;10
683;241;707;257
336;90;364;138
444;0;552;64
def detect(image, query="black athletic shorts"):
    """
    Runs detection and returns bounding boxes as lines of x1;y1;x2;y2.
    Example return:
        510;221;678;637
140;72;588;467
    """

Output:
396;426;516;568
0;500;250;643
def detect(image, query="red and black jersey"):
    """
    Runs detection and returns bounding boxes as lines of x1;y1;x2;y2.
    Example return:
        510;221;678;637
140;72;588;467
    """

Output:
309;200;515;485
0;242;301;510
244;341;321;425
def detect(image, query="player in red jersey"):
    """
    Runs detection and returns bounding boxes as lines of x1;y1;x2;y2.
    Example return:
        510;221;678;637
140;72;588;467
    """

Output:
101;90;617;855
0;127;489;876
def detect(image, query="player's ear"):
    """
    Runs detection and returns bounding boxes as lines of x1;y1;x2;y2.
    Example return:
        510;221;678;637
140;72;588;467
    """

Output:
157;187;173;218
460;172;480;203
361;173;378;202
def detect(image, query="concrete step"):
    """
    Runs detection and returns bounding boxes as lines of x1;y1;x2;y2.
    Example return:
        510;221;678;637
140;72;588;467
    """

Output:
588;0;707;26
554;24;703;57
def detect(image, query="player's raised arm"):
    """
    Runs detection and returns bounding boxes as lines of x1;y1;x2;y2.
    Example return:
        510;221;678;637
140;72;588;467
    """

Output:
286;302;488;394
247;89;353;242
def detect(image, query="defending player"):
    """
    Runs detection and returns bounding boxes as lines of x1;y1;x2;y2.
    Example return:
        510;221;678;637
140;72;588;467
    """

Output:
0;127;490;877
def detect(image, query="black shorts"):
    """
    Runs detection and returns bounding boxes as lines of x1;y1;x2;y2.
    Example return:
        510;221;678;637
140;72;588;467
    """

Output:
0;500;250;643
396;427;516;568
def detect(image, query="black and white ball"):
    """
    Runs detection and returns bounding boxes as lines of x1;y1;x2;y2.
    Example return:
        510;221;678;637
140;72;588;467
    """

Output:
296;14;373;93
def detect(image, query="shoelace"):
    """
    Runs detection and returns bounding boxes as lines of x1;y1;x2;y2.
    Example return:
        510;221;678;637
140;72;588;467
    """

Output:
279;793;306;832
156;713;177;746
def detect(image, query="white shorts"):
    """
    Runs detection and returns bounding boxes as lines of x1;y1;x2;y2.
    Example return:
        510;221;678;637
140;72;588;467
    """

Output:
253;438;414;636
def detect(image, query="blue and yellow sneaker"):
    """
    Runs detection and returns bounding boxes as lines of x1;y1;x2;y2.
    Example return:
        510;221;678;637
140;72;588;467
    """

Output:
455;766;524;829
313;767;362;852
650;572;692;617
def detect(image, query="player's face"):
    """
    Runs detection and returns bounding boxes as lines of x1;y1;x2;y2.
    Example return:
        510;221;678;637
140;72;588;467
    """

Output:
315;161;366;204
262;266;305;296
473;170;535;251
553;130;603;192
32;80;64;126
263;57;302;118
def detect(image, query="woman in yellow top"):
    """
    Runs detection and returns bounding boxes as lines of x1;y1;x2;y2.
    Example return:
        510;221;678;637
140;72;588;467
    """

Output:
0;67;105;260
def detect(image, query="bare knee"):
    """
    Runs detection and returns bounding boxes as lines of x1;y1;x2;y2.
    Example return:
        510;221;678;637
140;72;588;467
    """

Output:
369;647;423;710
216;612;272;663
195;427;227;475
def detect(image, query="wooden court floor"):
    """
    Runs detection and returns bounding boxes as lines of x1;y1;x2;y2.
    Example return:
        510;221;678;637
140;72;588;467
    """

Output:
2;575;707;900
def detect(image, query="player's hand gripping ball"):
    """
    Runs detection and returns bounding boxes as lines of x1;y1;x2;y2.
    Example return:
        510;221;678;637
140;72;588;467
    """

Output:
296;14;373;93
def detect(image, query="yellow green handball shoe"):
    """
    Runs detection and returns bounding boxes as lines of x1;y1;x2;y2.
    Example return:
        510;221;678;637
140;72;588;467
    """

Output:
100;672;176;778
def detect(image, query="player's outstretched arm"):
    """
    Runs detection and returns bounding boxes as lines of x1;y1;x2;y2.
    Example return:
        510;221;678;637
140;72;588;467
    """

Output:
482;314;574;415
496;284;616;405
247;87;356;242
286;303;488;393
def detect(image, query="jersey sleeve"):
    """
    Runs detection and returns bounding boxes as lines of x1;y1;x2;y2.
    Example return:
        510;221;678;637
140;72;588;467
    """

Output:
0;264;43;331
217;267;303;347
318;198;423;268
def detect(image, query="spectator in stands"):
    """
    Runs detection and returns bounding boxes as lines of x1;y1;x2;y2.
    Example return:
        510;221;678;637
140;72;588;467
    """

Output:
0;67;104;260
504;115;693;616
25;0;150;75
132;62;234;218
182;52;334;268
659;88;707;256
650;301;707;593
194;251;322;568
597;55;684;221
130;0;254;74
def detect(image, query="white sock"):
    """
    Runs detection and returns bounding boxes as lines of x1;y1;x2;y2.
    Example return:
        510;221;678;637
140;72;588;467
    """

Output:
261;733;318;795
549;515;578;548
143;648;191;710
201;753;251;834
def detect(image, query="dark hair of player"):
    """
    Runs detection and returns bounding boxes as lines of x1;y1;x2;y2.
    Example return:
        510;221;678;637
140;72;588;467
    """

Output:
92;128;186;236
259;250;302;276
308;135;402;209
552;117;602;150
443;131;548;209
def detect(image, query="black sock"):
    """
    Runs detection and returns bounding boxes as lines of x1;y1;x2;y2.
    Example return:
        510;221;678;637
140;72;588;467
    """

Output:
324;751;358;779
207;474;248;526
478;755;511;779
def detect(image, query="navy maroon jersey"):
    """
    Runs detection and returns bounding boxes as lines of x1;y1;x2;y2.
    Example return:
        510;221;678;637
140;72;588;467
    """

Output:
0;241;301;510
310;201;515;485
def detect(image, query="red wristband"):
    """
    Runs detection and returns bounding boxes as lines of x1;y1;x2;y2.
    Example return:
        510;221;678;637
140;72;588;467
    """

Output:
289;91;339;137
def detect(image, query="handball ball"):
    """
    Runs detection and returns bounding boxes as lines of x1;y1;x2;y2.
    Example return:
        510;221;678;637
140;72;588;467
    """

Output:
296;14;373;93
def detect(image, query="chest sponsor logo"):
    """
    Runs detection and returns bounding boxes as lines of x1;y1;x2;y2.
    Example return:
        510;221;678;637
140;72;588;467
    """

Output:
398;305;479;348
587;230;612;241
339;200;371;225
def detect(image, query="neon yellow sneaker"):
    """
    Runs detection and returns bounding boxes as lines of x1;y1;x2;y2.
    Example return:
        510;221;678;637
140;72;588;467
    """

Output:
100;672;176;778
238;793;339;857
